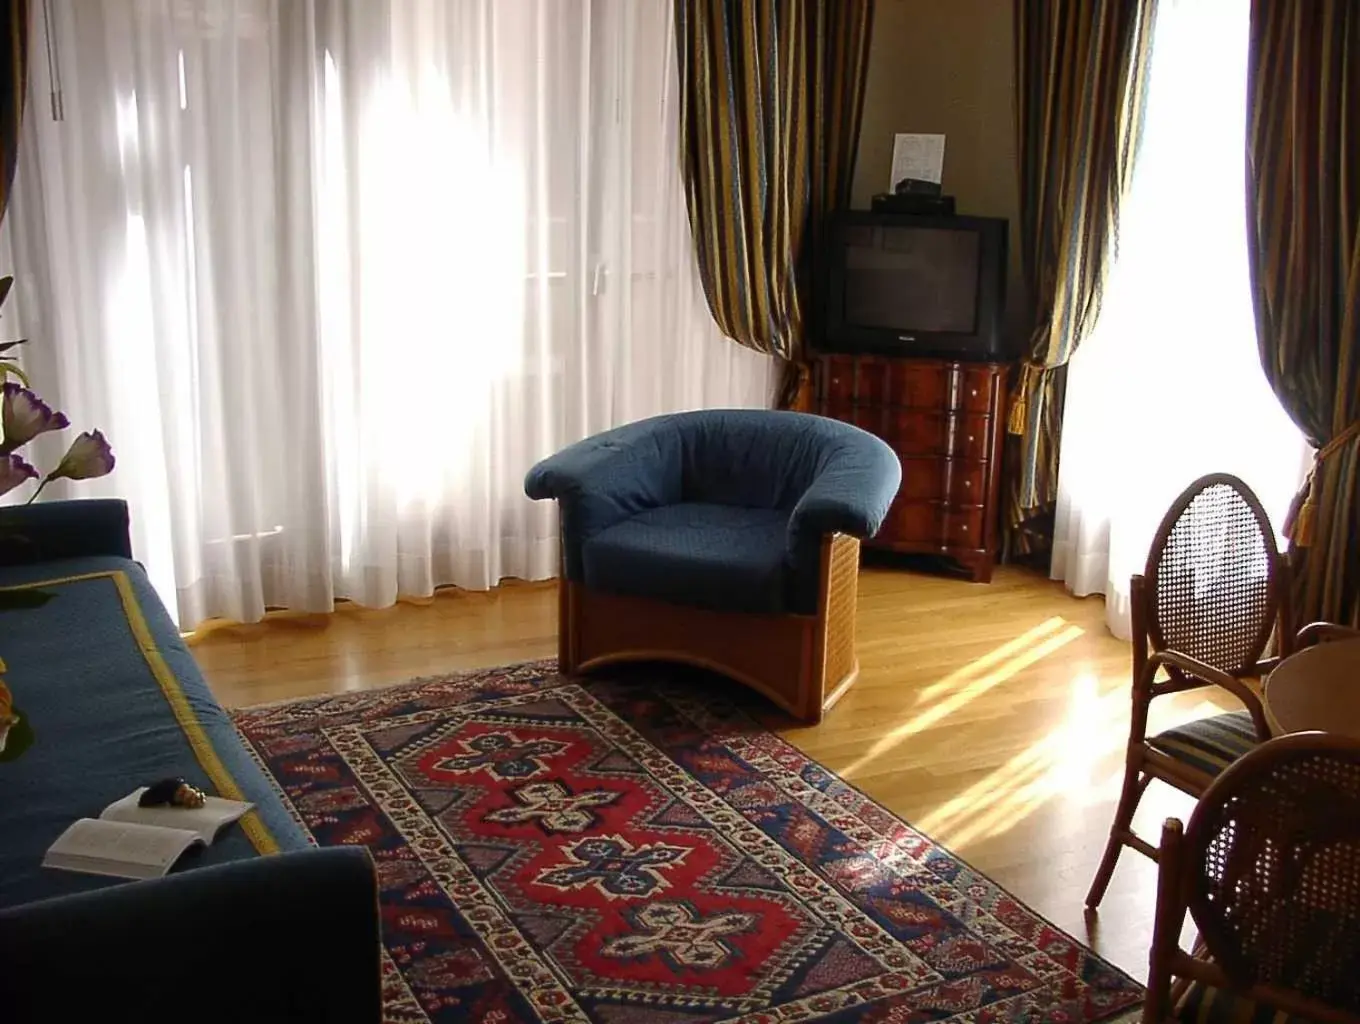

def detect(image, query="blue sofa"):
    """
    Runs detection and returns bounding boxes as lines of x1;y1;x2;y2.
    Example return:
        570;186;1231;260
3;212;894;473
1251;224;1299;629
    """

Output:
0;501;381;1022
526;410;901;721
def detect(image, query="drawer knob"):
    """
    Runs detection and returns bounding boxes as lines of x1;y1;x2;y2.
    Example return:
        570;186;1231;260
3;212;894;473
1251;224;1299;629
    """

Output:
964;480;972;488
967;435;975;443
970;388;977;397
961;524;969;532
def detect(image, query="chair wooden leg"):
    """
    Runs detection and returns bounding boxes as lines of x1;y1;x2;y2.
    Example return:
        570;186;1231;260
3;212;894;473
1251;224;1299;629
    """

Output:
1087;753;1151;909
556;567;579;675
1142;819;1186;1024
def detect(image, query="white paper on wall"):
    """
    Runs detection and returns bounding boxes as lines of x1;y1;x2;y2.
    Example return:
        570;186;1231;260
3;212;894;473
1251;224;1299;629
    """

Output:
889;133;946;190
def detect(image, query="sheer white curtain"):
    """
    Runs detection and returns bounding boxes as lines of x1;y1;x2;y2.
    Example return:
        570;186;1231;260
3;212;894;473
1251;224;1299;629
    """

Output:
2;0;773;628
1050;0;1309;639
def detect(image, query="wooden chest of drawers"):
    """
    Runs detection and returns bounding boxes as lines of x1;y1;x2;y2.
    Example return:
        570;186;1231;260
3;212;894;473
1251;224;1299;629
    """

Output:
812;354;1008;582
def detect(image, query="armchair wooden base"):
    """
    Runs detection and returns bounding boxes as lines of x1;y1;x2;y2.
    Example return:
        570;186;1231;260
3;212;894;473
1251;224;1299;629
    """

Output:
558;534;862;724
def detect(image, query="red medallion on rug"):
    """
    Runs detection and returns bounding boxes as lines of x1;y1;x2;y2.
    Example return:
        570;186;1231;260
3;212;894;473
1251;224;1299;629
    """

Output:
232;662;1143;1023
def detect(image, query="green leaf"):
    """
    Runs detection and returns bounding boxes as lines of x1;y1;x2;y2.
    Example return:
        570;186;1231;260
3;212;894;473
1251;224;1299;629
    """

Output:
0;339;28;354
0;276;14;313
0;589;54;611
0;362;28;386
0;707;33;762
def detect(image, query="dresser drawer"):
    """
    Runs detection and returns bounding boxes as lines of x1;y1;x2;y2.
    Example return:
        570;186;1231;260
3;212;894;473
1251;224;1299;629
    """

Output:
953;415;993;460
885;410;993;458
884;502;987;549
943;507;986;548
825;400;882;435
888;501;942;544
947;460;989;505
898;457;946;501
959;366;997;413
884;410;949;455
820;363;855;405
853;360;892;406
887;363;951;409
818;356;895;406
899;458;990;504
851;405;883;434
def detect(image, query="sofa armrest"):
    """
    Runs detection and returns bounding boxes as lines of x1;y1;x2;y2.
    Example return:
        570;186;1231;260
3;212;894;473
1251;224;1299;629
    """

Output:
788;439;901;551
0;848;382;1023
525;419;682;577
0;499;133;565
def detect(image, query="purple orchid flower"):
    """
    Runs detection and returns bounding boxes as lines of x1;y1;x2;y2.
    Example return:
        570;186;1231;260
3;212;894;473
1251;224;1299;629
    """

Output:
48;430;116;482
0;453;38;497
0;382;70;456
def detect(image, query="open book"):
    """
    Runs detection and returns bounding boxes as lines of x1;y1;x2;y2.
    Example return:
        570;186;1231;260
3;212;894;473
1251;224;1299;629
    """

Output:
43;788;253;881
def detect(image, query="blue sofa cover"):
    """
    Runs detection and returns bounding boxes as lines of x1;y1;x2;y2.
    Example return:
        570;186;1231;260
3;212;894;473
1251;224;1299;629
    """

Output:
525;410;901;614
0;500;381;1022
0;501;308;907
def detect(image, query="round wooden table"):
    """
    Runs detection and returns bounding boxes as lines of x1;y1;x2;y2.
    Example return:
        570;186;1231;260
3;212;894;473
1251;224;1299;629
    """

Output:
1265;637;1360;738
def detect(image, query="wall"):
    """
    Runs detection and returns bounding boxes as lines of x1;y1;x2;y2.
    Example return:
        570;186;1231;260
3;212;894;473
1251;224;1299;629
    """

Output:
852;0;1027;343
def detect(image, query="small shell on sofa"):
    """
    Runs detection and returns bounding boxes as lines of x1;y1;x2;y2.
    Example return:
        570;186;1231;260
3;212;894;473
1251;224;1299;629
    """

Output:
173;782;208;808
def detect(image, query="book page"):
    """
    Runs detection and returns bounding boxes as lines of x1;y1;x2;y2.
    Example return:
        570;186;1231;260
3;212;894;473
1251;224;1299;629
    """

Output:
101;787;252;845
43;819;202;880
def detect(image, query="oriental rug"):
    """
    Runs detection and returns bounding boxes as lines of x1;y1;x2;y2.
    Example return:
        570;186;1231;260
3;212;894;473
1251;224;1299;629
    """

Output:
231;661;1143;1023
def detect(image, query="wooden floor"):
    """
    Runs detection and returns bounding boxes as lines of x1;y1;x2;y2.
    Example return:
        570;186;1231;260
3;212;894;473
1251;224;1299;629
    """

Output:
192;561;1232;983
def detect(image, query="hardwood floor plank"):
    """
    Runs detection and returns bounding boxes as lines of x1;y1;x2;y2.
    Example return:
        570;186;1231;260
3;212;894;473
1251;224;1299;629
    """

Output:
191;564;1230;982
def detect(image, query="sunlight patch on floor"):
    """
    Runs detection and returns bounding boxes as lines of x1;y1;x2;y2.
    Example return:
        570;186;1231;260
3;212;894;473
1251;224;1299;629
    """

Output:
841;618;1085;780
916;671;1132;849
912;670;1231;851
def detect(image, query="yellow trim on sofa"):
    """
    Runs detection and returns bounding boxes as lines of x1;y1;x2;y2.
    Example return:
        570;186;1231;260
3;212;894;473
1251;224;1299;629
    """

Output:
0;570;280;854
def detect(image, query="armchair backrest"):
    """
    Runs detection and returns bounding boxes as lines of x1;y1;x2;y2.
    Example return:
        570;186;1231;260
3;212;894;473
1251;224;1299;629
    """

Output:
674;410;856;510
1141;473;1285;678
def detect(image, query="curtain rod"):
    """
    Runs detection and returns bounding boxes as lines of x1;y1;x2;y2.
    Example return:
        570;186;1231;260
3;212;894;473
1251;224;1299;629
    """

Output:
41;0;63;121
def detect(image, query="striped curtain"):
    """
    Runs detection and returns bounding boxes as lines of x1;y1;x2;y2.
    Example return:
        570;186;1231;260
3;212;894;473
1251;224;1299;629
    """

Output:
675;0;873;405
1247;0;1360;625
0;1;27;222
1005;0;1155;552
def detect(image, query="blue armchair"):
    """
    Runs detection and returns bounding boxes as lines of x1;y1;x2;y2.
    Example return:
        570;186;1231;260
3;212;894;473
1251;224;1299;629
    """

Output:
525;410;901;721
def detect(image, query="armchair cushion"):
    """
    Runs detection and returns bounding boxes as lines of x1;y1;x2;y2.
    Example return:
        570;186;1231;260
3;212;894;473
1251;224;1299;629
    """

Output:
582;503;790;614
1148;710;1258;777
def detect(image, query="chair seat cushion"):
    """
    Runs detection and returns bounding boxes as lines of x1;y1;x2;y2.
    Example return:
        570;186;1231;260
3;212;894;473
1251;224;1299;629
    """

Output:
1147;710;1259;778
581;503;793;614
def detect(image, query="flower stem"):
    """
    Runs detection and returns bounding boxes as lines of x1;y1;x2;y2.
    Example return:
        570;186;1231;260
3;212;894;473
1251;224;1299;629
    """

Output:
25;477;49;505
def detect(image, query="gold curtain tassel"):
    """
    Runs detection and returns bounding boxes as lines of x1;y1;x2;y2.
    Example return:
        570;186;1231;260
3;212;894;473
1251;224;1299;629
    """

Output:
1285;420;1360;547
1007;364;1035;435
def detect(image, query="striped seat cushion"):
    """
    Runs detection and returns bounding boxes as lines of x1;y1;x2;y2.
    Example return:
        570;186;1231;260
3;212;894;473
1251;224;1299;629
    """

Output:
1147;710;1258;777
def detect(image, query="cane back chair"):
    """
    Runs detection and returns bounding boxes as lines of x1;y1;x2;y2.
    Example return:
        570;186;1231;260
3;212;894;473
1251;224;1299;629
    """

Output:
1144;733;1360;1023
1087;473;1292;908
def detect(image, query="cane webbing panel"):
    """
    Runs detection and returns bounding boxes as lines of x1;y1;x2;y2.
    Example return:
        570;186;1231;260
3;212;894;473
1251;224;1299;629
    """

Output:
1147;478;1278;675
1190;745;1360;1012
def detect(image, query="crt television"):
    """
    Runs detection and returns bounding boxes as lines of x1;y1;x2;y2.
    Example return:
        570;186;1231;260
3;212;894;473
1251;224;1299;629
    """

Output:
821;211;1009;360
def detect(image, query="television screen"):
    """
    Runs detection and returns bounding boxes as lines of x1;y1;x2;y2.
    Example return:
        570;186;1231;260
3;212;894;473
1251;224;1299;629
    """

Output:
842;226;981;334
821;212;1008;361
